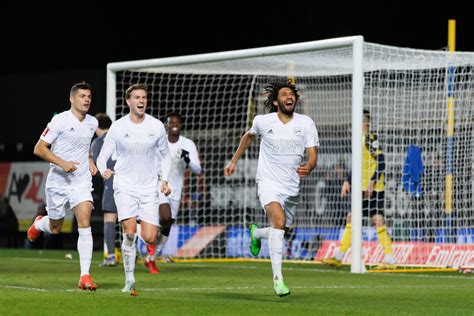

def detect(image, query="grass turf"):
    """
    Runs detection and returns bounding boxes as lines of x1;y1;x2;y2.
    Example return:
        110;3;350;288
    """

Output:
0;249;473;315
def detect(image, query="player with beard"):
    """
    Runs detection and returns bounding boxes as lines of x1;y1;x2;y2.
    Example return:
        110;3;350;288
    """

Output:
224;81;319;297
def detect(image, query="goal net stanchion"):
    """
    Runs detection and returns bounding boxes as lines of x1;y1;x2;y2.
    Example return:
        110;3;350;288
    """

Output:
106;36;474;272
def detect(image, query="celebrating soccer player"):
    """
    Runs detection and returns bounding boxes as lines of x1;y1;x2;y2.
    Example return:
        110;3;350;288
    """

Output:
28;81;99;291
224;81;319;297
97;84;171;295
143;112;202;273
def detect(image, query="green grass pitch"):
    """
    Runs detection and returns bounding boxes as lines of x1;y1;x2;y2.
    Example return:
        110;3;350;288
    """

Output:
0;249;473;315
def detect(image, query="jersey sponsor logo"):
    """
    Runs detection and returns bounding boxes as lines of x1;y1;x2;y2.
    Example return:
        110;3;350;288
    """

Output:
42;127;49;136
268;129;274;134
124;133;130;138
268;139;301;154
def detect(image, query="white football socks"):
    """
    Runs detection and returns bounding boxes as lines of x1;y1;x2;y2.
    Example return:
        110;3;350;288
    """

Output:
35;216;52;234
77;227;93;276
122;233;137;283
155;234;168;257
268;228;285;282
254;227;270;240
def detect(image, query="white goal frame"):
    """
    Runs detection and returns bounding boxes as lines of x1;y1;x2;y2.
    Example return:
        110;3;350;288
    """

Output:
106;36;371;274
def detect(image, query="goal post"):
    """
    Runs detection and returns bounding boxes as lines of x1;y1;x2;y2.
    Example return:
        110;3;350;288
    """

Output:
106;36;474;272
351;37;364;273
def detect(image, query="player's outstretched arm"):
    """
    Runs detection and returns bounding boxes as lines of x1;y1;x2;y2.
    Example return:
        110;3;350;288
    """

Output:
224;131;255;177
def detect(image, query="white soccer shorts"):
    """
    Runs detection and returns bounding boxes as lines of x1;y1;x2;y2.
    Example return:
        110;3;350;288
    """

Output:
257;186;299;228
45;185;93;220
114;190;160;226
158;191;181;220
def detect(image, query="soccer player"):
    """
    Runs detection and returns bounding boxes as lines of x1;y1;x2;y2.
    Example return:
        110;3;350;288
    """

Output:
224;81;319;297
97;84;171;296
28;81;99;291
91;113;119;267
143;112;202;273
322;109;395;270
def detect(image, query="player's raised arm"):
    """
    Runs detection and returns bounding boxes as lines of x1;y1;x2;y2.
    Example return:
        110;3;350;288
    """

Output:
224;130;255;177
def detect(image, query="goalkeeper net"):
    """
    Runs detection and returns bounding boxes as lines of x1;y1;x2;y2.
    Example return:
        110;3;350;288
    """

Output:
107;36;474;270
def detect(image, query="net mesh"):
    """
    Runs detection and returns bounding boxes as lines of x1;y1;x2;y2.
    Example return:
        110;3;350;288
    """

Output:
111;42;474;268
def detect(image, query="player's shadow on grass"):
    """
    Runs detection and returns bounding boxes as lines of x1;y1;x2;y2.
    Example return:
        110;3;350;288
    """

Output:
211;291;293;302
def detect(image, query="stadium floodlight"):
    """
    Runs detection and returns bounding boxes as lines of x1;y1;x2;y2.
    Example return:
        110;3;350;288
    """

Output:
107;36;474;273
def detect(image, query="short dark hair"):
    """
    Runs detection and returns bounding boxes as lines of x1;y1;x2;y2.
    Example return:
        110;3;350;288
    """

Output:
165;111;183;123
125;84;147;100
70;81;92;97
95;113;112;129
263;81;299;113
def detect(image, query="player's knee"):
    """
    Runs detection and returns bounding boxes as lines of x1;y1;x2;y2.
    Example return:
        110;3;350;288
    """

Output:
123;233;136;247
272;218;286;229
141;234;155;244
143;237;155;244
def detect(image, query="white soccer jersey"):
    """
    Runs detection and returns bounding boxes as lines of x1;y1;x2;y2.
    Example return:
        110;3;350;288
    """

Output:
249;112;319;196
40;110;98;189
167;136;201;200
97;114;170;195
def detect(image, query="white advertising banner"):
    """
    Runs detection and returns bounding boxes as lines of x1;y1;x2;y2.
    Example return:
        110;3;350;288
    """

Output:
0;162;74;232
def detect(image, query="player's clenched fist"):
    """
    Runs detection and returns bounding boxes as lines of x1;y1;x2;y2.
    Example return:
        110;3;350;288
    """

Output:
224;161;236;177
101;169;115;180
